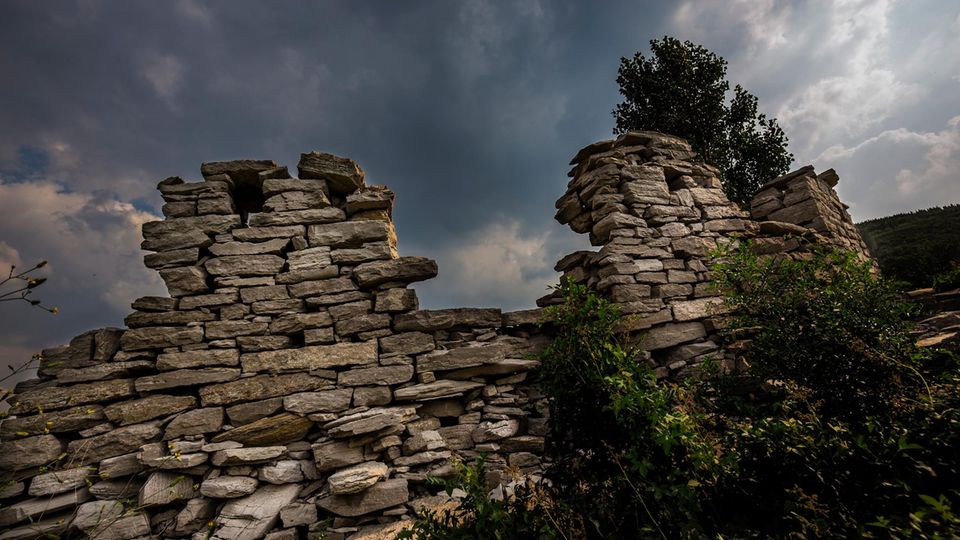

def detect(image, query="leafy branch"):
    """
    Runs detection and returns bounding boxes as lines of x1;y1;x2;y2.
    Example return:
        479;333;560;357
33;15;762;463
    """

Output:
0;261;58;314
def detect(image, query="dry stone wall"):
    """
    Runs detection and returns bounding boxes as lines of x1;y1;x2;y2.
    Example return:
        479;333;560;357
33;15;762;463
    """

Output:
750;165;873;261
0;132;874;539
0;154;549;540
546;132;875;377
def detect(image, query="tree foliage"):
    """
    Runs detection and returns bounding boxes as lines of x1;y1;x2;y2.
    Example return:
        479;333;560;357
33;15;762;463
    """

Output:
858;203;960;288
613;37;793;206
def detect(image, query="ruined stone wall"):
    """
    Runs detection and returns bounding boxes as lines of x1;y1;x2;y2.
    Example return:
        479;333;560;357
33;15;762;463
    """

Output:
547;132;875;377
0;132;874;540
750;165;873;260
0;154;549;540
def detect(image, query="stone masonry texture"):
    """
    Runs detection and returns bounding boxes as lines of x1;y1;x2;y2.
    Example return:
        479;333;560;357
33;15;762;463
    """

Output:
0;132;873;539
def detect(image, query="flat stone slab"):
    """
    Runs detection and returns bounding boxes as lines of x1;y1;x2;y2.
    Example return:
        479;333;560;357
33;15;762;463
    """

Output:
308;221;389;248
416;342;507;372
353;257;438;288
328;461;389;495
201;476;260;498
163;407;223;440
210;412;313;446
0;489;91;527
206;255;286;276
0;434;65;471
337;364;414;386
318;478;409;517
9;378;136;413
282;389;353;414
212;446;286;466
27;466;93;496
120;325;204;351
157;348;240;370
67;422;162;465
380;332;435;355
640;322;707;350
135;367;241;392
444;358;540;380
394;308;502;331
298;151;365;195
211;484;301;540
240;342;377;373
200;374;332;406
104;394;197;425
393;380;484;401
209;238;290;256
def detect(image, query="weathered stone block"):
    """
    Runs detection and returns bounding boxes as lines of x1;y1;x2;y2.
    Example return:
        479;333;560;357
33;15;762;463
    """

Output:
338;364;414;386
135;367;241;392
164;407;224;439
157;348;239;370
10;379;136;414
313;440;365;472
206;320;269;339
353;257;438;288
394;308;502;331
210;484;300;540
200;476;259;498
283;389;353;414
211;447;286;466
317;478;408;517
328;461;388;495
240;342;377;374
394;380;484;401
308;220;389;248
200;374;331;406
298;151;365;195
158;266;209;297
139;471;197;506
104;394;197;425
67;422;162;464
206;255;285;276
120;325;203;351
0;435;65;472
640;322;707;350
210;412;313;446
380;332;435;355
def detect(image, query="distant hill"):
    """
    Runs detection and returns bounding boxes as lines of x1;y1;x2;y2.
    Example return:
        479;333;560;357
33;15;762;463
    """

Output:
858;204;960;288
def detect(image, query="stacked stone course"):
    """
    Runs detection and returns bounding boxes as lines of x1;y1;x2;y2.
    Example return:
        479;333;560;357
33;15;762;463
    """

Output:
547;131;875;377
0;132;874;539
0;153;549;540
547;131;753;376
749;165;872;260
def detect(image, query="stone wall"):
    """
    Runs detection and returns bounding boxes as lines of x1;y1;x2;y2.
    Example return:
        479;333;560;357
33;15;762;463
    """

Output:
0;154;549;540
750;165;873;260
0;133;874;539
546;132;874;378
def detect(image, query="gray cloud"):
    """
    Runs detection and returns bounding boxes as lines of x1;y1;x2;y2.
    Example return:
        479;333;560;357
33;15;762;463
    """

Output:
0;0;957;362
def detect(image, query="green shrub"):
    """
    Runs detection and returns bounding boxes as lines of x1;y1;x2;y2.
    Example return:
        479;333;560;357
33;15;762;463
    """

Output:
405;247;960;539
710;245;920;421
932;261;960;292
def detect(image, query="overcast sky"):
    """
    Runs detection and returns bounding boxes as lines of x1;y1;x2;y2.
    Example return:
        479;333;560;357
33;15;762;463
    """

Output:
1;0;958;369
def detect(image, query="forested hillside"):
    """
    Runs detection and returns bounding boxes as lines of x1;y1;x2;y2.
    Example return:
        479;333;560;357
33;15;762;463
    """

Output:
858;204;960;287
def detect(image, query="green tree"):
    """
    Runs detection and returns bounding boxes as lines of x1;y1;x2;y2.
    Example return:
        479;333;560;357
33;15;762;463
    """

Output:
613;37;793;206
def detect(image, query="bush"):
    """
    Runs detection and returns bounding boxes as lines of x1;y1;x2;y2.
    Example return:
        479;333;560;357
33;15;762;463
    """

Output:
405;248;960;538
933;262;960;292
710;245;920;420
